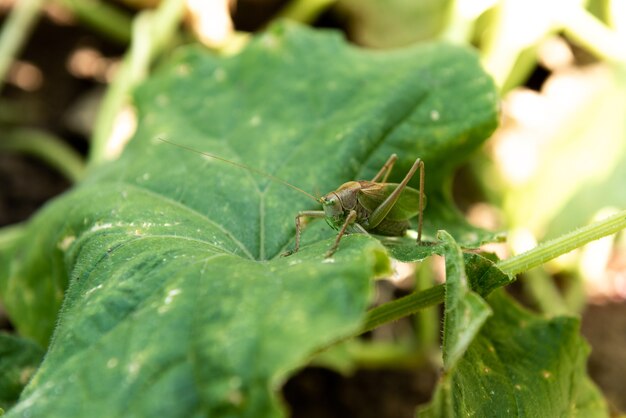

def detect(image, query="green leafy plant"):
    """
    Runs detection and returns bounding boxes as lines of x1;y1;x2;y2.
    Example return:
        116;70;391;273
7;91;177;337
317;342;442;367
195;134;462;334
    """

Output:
0;17;625;418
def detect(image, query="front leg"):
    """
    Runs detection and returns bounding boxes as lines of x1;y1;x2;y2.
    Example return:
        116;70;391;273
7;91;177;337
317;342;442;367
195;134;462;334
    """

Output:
283;210;325;256
325;210;357;258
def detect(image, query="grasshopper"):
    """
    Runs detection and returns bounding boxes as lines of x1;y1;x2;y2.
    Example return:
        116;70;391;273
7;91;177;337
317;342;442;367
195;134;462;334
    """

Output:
160;139;425;258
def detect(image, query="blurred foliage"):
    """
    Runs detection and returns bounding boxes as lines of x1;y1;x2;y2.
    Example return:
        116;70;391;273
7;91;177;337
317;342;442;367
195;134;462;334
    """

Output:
334;0;453;48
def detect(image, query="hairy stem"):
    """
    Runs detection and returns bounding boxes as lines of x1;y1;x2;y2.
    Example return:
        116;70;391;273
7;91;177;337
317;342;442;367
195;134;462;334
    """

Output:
413;259;439;354
362;284;444;333
362;209;626;332
497;210;626;275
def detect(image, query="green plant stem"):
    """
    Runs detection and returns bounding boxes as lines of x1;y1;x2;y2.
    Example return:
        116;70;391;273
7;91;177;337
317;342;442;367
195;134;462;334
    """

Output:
440;0;491;44
563;271;586;314
276;0;337;23
497;210;626;275
0;0;45;92
479;1;528;90
522;268;568;316
56;0;132;44
89;0;185;166
345;341;426;369
413;259;439;354
0;223;26;252
0;129;85;182
362;209;626;332
362;284;445;333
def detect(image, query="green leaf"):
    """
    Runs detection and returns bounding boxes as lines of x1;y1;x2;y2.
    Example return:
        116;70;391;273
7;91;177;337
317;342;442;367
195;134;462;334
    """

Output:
463;252;514;296
9;197;386;417
418;291;609;417
0;333;44;411
0;22;498;417
381;238;445;262
438;231;491;370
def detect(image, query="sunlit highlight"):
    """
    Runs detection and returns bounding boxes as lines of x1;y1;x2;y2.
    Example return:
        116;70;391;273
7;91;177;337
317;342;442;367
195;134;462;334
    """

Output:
105;106;137;161
186;0;234;48
67;47;119;82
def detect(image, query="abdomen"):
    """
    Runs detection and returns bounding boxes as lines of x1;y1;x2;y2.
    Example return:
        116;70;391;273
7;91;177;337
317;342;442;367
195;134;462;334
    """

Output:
370;218;410;236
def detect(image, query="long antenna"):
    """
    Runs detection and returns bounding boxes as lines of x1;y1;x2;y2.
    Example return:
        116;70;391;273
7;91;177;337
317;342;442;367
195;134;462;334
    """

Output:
159;138;320;202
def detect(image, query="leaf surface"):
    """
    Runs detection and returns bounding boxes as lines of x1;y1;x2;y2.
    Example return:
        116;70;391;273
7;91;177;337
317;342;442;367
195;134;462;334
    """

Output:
418;291;609;417
438;231;491;370
0;333;44;411
0;22;498;417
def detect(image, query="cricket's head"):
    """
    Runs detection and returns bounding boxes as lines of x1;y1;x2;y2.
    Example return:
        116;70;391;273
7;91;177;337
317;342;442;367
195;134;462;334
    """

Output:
320;193;345;230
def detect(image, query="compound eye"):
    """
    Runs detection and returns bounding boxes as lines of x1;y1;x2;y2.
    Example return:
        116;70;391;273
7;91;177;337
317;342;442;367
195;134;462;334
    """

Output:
329;197;342;210
321;195;343;217
321;196;336;206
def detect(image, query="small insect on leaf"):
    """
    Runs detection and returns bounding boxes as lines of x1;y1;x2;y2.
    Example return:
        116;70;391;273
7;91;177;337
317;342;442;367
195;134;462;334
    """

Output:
159;139;427;258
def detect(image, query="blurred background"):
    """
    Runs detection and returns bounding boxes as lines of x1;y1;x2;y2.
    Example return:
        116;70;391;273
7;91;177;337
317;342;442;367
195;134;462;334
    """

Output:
1;0;625;416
